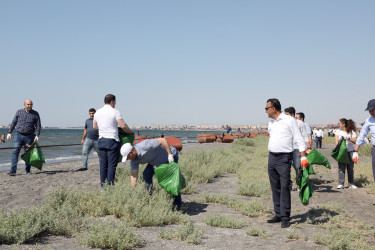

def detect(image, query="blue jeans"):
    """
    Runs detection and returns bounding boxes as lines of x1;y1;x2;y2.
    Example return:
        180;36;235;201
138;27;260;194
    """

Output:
143;152;182;208
98;138;120;186
11;133;35;173
82;138;99;168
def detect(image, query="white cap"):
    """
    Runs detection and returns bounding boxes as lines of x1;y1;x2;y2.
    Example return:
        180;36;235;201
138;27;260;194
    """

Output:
120;143;133;162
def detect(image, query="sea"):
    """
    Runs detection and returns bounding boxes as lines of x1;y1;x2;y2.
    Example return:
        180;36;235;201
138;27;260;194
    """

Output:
0;128;222;171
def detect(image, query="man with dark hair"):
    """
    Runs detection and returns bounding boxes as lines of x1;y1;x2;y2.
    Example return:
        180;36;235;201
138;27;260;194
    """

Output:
296;112;313;147
265;99;308;228
354;99;375;180
284;107;310;191
7;99;41;176
93;94;133;186
79;108;99;171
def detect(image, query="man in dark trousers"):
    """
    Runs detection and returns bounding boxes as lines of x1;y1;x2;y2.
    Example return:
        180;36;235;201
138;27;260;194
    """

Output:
265;98;308;228
7;99;41;176
120;138;182;210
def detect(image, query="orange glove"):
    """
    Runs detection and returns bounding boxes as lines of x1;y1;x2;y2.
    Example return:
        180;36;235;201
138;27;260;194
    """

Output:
352;152;359;164
301;157;309;168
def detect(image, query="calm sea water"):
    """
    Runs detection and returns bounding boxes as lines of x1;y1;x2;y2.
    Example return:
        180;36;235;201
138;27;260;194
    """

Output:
0;128;221;171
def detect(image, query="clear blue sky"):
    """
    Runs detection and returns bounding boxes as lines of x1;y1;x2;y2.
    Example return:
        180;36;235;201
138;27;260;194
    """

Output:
1;1;374;127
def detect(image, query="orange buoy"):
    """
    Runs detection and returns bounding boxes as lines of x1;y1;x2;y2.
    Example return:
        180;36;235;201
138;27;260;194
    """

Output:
222;134;234;143
248;133;257;138
197;134;216;143
166;136;183;151
233;133;245;138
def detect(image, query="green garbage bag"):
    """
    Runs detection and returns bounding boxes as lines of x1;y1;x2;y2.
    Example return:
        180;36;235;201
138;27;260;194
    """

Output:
307;149;331;169
118;129;135;163
154;162;187;196
331;138;350;164
297;165;315;205
21;142;45;170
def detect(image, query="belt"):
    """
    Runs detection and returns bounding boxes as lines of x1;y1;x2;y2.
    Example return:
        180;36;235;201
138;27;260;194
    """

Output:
17;132;34;136
269;152;292;156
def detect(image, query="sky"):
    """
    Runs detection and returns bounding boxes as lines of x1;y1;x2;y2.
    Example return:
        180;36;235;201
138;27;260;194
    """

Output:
1;0;374;127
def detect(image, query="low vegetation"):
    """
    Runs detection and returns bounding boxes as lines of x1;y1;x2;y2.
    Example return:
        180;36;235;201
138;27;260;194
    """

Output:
204;214;245;229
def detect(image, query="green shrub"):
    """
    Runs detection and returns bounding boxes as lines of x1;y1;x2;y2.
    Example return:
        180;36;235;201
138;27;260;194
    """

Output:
204;214;245;229
77;220;142;249
159;221;204;245
246;227;269;238
194;192;270;217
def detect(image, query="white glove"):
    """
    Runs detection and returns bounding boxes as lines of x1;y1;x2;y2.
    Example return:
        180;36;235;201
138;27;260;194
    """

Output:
168;154;174;163
34;136;39;142
7;133;11;141
352;152;359;163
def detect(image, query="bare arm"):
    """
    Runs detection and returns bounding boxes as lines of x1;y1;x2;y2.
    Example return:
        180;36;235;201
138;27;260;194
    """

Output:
158;138;172;155
93;120;98;130
81;129;87;145
130;169;138;187
117;119;133;134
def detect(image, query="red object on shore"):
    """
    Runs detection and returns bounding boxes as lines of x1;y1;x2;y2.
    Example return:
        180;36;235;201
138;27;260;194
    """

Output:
222;134;234;143
197;134;216;143
248;133;257;138
233;133;245;139
166;136;183;151
134;135;144;144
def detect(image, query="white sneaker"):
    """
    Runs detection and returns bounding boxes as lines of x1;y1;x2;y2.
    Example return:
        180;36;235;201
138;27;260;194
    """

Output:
349;184;358;189
337;185;344;189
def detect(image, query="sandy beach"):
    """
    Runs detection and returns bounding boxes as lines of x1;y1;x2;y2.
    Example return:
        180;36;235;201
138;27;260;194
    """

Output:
2;141;375;249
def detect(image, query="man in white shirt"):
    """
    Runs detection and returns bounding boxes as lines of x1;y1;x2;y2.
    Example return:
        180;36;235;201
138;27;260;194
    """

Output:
296;112;313;147
314;127;324;148
265;99;307;228
284;107;311;191
93;94;133;186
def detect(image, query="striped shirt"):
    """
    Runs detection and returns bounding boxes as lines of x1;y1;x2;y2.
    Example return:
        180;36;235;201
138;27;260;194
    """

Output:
9;109;41;136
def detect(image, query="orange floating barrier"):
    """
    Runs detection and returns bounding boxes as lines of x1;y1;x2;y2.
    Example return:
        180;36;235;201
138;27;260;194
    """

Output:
222;134;234;143
197;134;216;143
166;136;183;151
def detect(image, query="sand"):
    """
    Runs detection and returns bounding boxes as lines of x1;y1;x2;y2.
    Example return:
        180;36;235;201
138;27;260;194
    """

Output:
1;142;375;249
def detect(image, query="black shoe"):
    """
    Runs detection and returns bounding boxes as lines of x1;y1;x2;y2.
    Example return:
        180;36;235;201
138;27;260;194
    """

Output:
267;216;282;223
281;220;291;228
77;168;88;171
7;171;16;176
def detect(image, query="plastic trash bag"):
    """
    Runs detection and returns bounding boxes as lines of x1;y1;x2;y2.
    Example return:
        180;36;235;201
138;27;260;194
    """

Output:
118;129;135;163
154;162;187;196
21;142;45;170
331;138;350;164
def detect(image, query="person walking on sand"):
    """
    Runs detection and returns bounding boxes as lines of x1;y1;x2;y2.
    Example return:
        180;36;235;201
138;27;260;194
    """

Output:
93;94;132;186
265;99;308;228
120;138;182;210
335;118;358;189
354;99;375;180
79;108;100;171
226;125;232;135
296;112;313;148
7;99;41;176
284;107;311;191
314;127;324;148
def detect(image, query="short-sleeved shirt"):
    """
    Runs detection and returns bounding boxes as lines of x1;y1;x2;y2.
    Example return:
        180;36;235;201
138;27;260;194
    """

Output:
85;118;99;140
94;105;123;141
226;127;232;133
335;129;357;152
130;139;177;171
304;122;313;135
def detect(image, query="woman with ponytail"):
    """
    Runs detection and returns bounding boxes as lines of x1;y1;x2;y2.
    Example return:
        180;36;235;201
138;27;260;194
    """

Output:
334;118;358;189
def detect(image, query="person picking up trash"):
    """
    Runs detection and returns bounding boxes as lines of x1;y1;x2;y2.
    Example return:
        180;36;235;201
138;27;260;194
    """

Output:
120;138;182;210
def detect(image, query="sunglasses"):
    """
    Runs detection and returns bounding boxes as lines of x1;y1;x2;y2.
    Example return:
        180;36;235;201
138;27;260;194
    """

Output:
265;106;273;111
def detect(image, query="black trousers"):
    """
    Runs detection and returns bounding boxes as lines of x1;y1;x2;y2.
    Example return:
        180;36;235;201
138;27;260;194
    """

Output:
268;152;293;220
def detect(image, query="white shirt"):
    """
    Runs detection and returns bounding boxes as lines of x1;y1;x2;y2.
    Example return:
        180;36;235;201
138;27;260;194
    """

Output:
314;129;324;138
335;129;357;152
94;105;123;141
268;112;307;153
294;119;309;150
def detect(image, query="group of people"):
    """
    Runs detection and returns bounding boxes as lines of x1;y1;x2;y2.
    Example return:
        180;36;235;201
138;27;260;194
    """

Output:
4;96;375;219
5;94;182;210
265;98;375;228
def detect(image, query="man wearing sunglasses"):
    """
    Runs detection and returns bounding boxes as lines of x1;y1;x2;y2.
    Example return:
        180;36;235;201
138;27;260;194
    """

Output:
265;98;308;228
